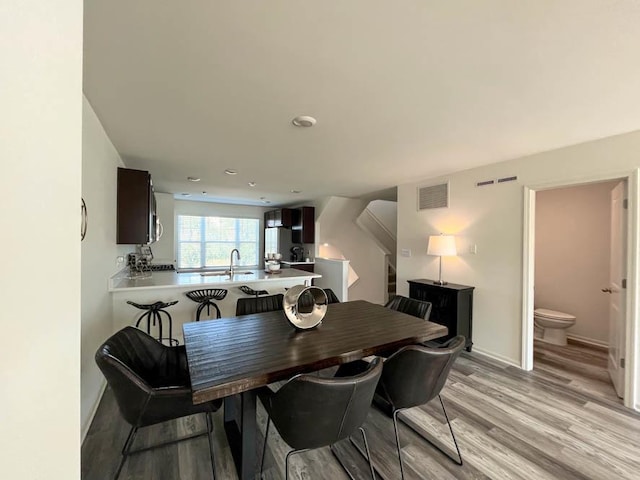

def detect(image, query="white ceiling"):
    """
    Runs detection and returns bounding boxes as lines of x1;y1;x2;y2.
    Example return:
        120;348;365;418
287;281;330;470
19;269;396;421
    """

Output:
84;1;640;206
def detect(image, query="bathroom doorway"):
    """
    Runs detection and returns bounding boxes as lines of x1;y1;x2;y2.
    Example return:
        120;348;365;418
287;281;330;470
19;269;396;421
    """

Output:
533;179;622;401
521;171;639;410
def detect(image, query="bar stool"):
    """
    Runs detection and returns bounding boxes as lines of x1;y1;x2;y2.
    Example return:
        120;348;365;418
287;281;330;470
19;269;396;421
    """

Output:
126;300;179;346
185;288;228;321
238;285;269;297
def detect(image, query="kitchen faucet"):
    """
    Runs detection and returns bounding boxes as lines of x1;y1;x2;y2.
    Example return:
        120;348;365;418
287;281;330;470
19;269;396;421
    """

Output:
229;248;241;275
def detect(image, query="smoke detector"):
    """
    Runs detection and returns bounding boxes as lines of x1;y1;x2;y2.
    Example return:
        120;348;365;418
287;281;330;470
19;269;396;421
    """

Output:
292;116;316;127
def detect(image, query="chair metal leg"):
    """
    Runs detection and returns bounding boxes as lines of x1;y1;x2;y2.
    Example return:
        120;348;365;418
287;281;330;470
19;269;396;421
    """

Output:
114;426;138;480
395;397;463;468
159;309;178;346
393;409;406;480
285;449;295;480
439;395;463;466
153;310;163;343
206;412;217;480
332;429;376;480
135;311;153;337
359;427;376;480
260;418;271;478
212;302;221;319
115;416;215;480
196;302;206;322
283;449;310;480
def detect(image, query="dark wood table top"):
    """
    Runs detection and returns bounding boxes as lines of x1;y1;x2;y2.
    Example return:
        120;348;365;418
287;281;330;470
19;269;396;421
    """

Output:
183;300;448;404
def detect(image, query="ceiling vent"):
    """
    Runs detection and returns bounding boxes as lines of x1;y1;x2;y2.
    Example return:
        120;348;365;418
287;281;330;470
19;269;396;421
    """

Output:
418;182;449;210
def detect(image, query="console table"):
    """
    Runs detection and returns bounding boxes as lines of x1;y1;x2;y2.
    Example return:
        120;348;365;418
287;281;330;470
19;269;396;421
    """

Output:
408;279;474;351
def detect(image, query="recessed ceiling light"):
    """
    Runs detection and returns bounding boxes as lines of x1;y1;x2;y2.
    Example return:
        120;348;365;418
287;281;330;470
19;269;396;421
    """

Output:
224;169;238;175
292;115;317;127
290;189;301;194
248;181;256;187
181;193;191;197
187;176;200;182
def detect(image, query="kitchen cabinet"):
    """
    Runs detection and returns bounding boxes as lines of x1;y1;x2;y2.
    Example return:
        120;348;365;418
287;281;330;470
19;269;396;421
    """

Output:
408;279;474;351
116;167;158;244
264;208;293;228
281;261;315;273
292;206;315;244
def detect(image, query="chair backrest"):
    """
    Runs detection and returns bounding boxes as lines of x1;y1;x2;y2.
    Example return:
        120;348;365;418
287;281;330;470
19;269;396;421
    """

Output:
95;326;185;425
385;295;432;320
235;293;284;316
268;358;383;450
324;288;341;304
379;336;465;410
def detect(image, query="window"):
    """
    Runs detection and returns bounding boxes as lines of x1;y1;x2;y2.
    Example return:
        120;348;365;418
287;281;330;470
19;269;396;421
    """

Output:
177;215;260;269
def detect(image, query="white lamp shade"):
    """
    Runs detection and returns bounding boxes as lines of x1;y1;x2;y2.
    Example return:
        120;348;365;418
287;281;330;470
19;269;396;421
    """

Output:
427;235;457;256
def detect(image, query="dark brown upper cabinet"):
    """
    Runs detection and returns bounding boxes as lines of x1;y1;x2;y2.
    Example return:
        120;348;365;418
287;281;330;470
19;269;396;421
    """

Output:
116;167;158;244
292;206;315;244
264;208;293;228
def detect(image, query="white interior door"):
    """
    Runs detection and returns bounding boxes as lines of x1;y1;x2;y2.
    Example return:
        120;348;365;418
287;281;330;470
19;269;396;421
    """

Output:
607;181;626;398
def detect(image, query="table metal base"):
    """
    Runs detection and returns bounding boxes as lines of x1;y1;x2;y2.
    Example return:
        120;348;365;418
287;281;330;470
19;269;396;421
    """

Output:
224;391;258;480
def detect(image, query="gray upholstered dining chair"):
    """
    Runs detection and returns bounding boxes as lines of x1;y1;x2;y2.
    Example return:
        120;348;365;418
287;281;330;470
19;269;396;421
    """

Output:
336;336;465;480
236;293;284;316
385;294;432;320
323;288;341;304
257;357;383;480
95;326;221;480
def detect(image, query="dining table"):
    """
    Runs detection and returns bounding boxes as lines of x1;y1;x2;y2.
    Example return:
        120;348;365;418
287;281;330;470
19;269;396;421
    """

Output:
183;299;448;480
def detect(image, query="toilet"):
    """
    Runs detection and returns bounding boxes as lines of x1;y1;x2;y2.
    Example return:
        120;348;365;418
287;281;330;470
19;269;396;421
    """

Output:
534;308;576;346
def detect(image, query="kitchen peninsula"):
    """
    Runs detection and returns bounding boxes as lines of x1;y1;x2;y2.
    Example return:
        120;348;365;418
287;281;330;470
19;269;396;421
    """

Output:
110;268;320;343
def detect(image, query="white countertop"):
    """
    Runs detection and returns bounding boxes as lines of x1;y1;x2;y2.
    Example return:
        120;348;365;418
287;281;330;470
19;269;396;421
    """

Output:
109;268;320;292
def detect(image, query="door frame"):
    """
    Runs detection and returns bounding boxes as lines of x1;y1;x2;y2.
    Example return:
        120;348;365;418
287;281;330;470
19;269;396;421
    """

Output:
521;169;640;410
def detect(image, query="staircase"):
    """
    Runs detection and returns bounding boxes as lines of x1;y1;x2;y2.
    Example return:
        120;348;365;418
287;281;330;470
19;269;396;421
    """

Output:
387;263;397;299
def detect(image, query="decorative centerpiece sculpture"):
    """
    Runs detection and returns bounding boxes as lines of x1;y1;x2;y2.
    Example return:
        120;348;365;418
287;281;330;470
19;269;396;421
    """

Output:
283;285;328;330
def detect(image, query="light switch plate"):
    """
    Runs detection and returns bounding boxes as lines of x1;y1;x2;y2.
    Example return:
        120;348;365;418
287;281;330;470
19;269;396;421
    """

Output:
469;244;477;254
401;248;411;257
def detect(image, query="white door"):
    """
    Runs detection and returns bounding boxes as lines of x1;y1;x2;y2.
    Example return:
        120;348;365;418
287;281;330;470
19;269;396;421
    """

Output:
607;181;626;398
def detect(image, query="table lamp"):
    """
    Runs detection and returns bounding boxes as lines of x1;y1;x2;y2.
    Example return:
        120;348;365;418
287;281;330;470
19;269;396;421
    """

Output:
427;234;457;285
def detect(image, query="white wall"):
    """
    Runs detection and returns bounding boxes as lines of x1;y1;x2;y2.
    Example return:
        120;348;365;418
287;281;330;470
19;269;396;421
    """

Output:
368;200;398;237
317;196;388;304
397;130;640;374
535;181;618;346
175;199;269;219
0;0;82;477
81;97;129;438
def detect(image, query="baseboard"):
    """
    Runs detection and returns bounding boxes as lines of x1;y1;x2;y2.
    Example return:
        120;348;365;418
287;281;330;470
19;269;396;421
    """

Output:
81;379;107;444
469;346;521;369
566;334;608;351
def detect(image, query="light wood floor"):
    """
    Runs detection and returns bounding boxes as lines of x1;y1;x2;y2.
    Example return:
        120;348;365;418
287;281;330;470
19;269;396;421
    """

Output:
82;343;640;479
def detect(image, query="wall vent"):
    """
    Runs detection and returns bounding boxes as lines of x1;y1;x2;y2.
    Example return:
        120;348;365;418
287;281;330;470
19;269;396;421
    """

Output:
476;179;495;187
497;175;518;183
418;183;449;210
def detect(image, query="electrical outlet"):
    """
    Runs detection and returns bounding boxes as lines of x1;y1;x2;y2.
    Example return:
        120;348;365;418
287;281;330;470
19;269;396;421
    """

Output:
469;244;477;254
401;248;411;257
116;256;125;266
